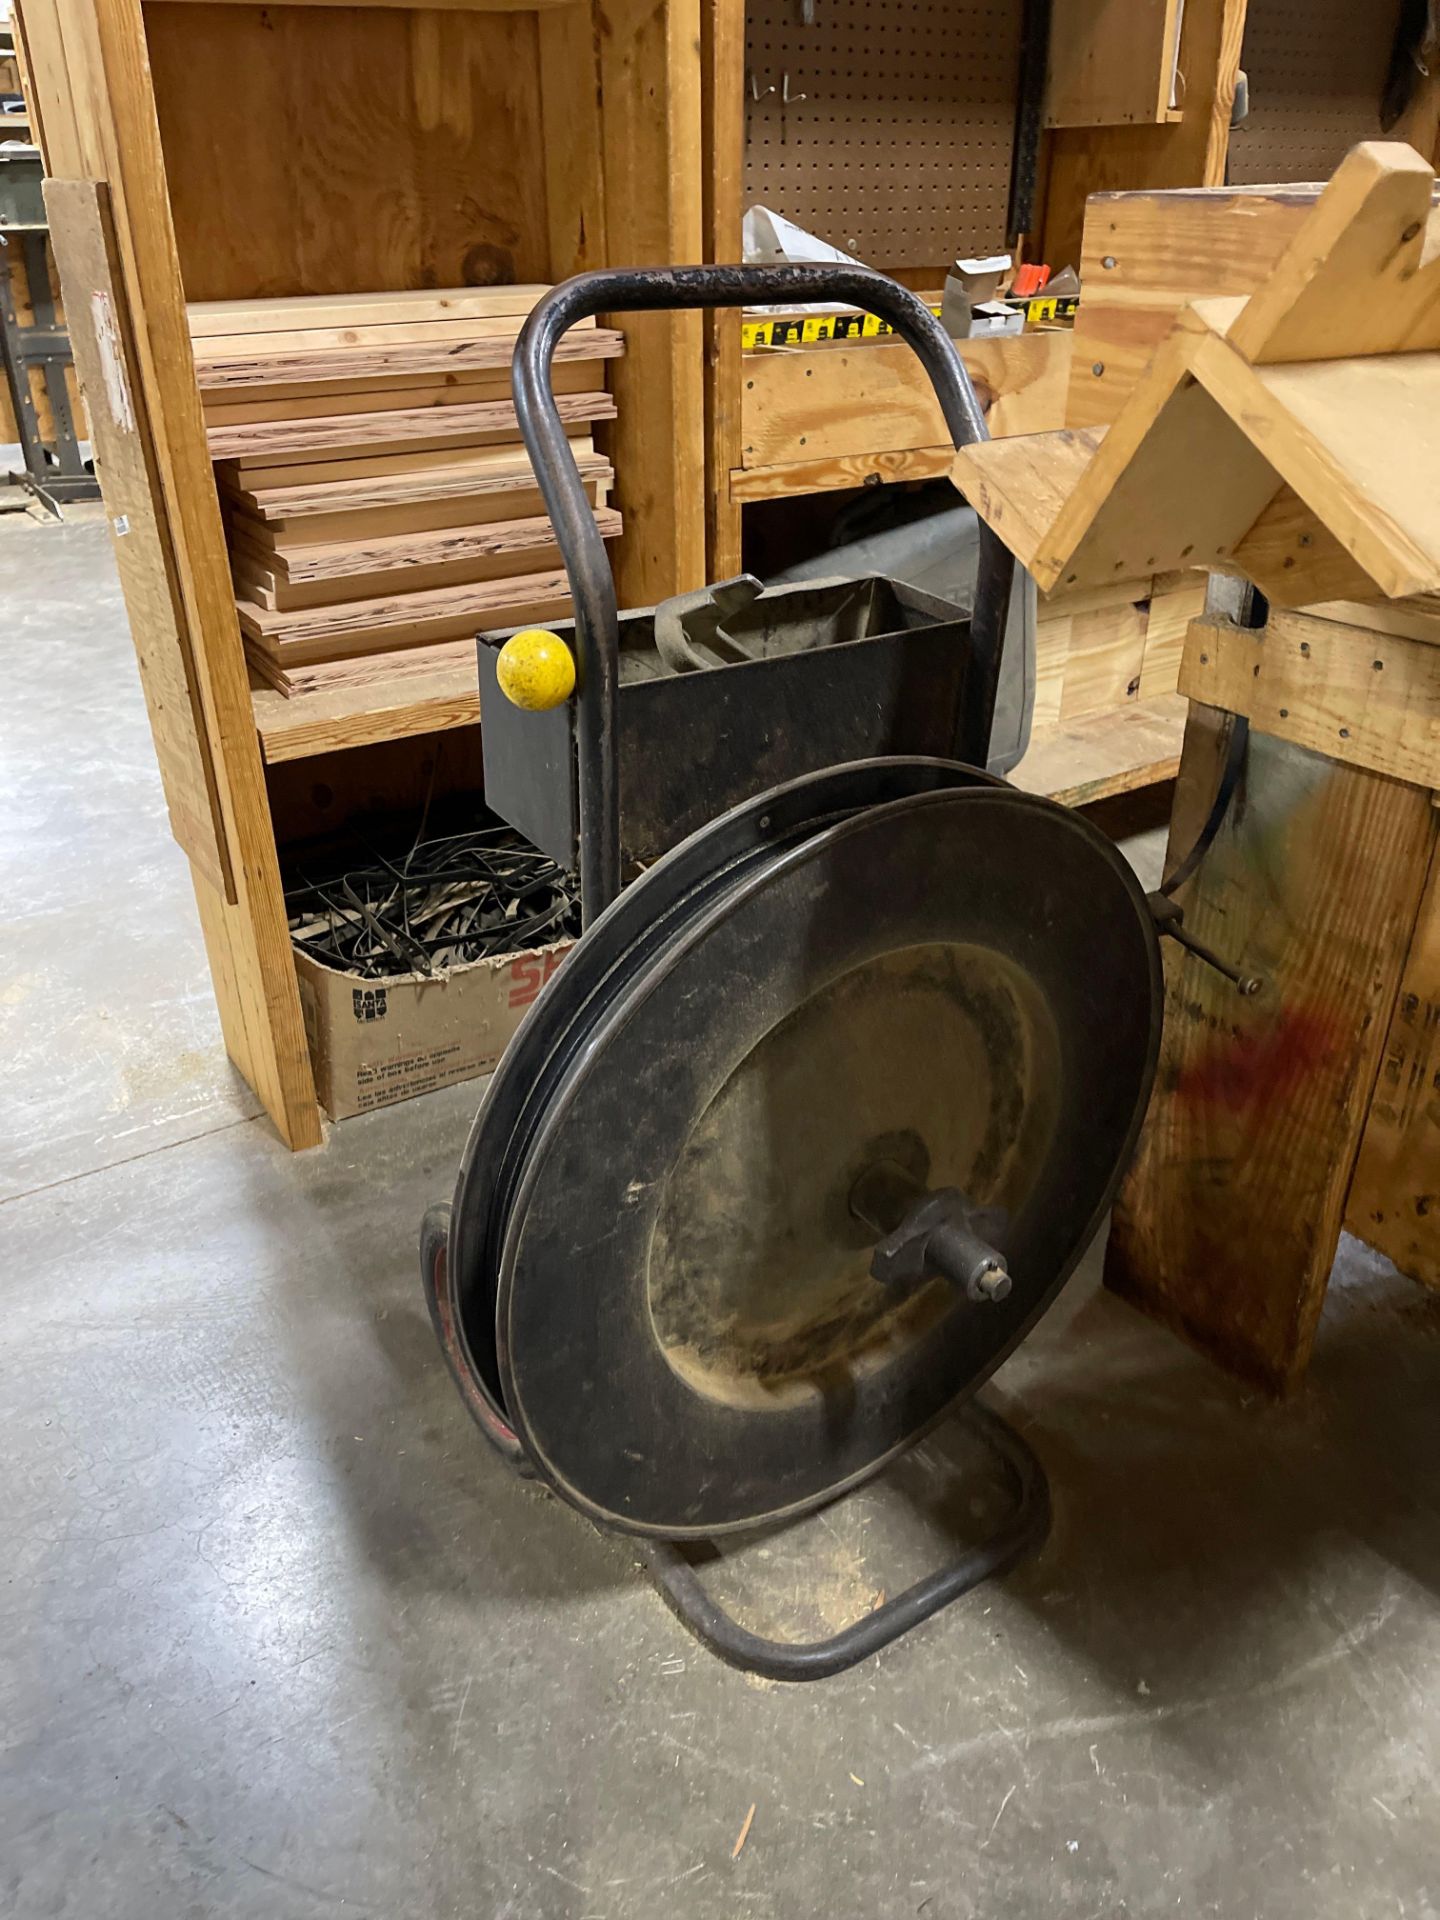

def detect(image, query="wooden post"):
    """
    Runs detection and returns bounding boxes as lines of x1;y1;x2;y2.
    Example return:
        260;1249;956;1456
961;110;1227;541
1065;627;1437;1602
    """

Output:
700;0;744;581
21;0;324;1146
597;0;709;608
1105;596;1440;1391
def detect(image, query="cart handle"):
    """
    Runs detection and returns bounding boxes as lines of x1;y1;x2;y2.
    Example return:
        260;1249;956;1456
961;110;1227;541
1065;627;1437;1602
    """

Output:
512;263;1017;924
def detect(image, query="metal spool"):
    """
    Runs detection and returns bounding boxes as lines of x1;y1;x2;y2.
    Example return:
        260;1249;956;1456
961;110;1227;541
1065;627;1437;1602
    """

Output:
437;758;1163;1540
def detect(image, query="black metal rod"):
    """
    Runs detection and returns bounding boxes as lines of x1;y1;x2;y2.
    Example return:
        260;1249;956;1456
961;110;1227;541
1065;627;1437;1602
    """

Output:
512;264;1015;924
637;1400;1050;1682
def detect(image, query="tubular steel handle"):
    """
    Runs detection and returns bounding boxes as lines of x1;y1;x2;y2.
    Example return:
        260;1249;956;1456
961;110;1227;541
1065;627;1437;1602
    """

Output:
512;263;1017;924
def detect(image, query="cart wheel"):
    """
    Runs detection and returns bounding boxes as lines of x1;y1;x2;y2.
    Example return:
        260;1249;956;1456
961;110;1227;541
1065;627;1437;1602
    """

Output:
419;1203;530;1471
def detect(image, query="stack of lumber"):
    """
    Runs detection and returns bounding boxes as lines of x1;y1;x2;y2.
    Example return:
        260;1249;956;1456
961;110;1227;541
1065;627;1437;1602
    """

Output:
188;286;624;695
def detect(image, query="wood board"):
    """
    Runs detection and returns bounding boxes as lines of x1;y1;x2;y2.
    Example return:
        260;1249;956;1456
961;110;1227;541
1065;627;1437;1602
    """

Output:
238;570;574;666
1179;609;1440;789
1105;709;1438;1392
187;284;558;335
206;389;616;462
193;326;623;392
738;329;1071;470
44;177;235;901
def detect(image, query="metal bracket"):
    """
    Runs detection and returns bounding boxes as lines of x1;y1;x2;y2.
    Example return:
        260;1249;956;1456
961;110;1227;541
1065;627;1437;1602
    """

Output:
0;229;99;512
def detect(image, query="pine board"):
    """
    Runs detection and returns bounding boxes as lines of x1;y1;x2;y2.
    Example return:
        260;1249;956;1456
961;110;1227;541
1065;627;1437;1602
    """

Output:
207;390;615;461
237;570;574;664
194;326;623;391
188;284;557;335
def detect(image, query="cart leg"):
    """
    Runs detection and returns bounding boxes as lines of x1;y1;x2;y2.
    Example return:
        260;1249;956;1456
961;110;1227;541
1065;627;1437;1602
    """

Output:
638;1401;1051;1682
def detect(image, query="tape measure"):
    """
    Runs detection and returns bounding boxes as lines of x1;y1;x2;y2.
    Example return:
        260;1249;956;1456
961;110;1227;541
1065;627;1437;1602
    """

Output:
739;293;1078;352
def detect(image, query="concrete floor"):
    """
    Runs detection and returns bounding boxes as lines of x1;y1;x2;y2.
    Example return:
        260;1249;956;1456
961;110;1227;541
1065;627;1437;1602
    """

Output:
3;518;1440;1920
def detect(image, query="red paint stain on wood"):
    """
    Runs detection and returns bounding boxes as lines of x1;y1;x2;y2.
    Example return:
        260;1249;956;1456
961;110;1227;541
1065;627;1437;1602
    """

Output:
1176;1006;1340;1114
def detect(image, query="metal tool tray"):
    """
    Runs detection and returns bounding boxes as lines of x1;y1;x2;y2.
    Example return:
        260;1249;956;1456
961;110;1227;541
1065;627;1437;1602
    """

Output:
478;572;974;870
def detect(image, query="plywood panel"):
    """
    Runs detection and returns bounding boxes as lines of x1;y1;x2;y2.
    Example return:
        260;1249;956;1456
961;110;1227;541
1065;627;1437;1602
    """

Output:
142;1;551;299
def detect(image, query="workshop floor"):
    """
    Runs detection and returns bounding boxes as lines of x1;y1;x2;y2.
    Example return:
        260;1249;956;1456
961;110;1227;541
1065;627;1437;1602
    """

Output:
4;518;1439;1920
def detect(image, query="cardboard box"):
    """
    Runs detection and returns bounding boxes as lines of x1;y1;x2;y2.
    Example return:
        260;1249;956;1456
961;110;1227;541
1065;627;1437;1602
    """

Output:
294;938;572;1121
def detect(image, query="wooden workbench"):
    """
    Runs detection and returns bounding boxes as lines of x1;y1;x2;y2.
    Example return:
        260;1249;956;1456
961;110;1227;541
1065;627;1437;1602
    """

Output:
956;141;1440;1388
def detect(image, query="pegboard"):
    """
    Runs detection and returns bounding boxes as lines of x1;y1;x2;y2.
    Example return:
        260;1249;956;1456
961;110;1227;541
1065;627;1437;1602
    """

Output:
744;0;1026;269
1227;0;1404;185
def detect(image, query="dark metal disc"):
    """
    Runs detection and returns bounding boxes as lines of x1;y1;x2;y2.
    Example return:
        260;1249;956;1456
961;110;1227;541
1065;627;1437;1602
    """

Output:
495;785;1161;1538
443;758;1002;1427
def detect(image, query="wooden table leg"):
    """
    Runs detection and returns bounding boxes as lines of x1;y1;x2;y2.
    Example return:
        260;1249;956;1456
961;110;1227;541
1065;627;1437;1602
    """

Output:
1105;704;1438;1393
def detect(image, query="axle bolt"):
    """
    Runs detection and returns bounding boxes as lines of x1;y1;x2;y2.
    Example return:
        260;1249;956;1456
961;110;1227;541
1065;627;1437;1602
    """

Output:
971;1263;1013;1304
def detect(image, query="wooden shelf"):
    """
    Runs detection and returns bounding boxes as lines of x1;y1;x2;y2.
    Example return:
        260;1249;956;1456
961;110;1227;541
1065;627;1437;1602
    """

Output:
255;658;1189;820
253;662;479;763
1010;693;1187;808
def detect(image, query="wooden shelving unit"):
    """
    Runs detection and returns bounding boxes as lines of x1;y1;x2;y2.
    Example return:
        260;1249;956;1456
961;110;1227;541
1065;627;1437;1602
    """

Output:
17;0;1425;1147
22;0;705;1148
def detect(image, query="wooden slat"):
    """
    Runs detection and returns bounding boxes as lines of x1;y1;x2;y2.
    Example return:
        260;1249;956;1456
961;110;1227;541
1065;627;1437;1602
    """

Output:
232;482;603;551
739;330;1071;469
1069;184;1317;429
195;317;561;359
206;388;615;460
255;635;480;698
233;509;619;611
1226;144;1440;364
225;442;590;495
731;444;960;503
188;284;556;335
238;571;574;664
235;542;573;612
199;364;597;426
231;448;610;524
1179;610;1440;789
264;506;621;585
1105;710;1438;1393
220;431;595;494
193;327;623;391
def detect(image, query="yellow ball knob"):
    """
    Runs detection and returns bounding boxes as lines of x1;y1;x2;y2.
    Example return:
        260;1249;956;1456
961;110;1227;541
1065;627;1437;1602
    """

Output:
495;628;576;711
